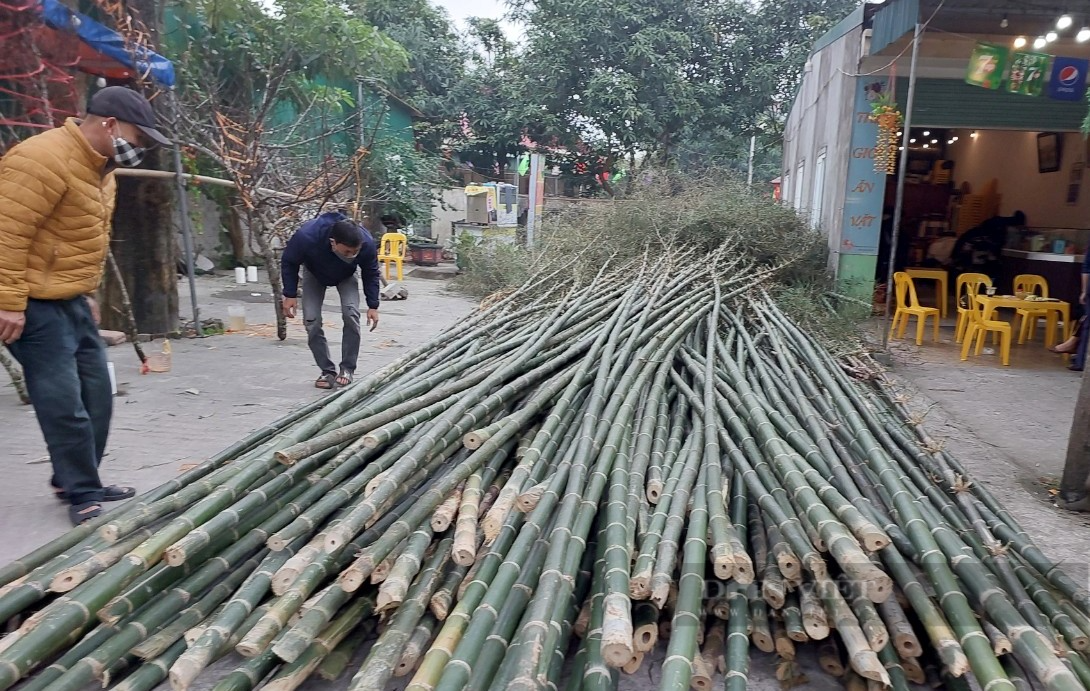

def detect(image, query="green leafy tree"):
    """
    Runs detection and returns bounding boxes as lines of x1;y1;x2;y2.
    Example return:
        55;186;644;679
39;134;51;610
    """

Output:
171;0;407;337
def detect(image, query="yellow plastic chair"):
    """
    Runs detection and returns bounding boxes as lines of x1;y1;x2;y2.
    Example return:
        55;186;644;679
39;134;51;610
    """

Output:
954;273;992;344
378;232;407;281
960;297;1012;366
889;272;940;346
1012;274;1050;344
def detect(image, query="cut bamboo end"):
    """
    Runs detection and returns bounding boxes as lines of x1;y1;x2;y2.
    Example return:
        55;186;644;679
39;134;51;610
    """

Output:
632;623;657;653
818;642;845;676
49;567;88;593
339;569;367;593
848;651;891;686
462;430;489;450
100;525;122;542
377;583;408;613
901;657;926;684
601;639;634;668
732;557;755;585
751;628;774;654
691;652;714;691
646;480;663;504
272;570;301;596
273;450;294;465
777;555;801;582
629;572;652;600
163;548;187;567
712;556;734;581
362;435;381;449
267;535;290;552
860;532;891;552
169;660;201;691
451;546;476;568
515;483;546;513
621;651;645;675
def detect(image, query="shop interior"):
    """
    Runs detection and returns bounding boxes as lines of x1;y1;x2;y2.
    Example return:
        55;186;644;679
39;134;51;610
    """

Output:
881;126;1090;304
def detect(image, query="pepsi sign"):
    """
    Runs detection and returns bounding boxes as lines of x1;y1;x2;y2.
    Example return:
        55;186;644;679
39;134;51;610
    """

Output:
1048;57;1089;101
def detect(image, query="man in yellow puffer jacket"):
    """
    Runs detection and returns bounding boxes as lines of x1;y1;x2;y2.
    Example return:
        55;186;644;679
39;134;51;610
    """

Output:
0;87;170;525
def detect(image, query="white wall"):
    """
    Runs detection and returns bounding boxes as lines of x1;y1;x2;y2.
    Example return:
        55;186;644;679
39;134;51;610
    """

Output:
782;24;864;268
948;130;1090;229
423;188;467;246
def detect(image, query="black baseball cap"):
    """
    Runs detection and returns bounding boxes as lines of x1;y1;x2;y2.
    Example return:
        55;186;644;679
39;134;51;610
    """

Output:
87;86;171;148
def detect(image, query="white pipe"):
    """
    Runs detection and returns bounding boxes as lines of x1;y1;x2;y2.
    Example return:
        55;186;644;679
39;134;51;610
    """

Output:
112;168;298;201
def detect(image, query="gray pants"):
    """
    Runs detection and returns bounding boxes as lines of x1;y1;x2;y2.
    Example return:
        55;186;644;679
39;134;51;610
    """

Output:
302;269;361;376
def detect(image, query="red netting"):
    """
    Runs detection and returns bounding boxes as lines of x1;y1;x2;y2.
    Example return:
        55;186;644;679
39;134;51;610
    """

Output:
0;0;79;151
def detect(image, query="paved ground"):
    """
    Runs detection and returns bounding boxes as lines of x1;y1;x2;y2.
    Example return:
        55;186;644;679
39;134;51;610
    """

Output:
1;273;1088;690
0;270;477;564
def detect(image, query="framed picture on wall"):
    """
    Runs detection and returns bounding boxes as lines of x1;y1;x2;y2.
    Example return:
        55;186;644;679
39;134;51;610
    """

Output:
1038;132;1063;173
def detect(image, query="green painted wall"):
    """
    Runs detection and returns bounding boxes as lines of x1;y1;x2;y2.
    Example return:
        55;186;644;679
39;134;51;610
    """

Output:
161;7;417;153
837;254;878;298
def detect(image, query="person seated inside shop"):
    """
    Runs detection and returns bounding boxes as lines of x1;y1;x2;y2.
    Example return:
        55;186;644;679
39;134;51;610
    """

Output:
925;229;958;269
952;210;1027;276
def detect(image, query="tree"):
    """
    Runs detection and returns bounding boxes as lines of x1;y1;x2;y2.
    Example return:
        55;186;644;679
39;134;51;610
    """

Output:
347;0;465;118
170;0;407;337
495;0;857;187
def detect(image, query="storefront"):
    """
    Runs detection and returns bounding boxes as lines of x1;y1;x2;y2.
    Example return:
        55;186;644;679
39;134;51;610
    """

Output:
784;0;1090;302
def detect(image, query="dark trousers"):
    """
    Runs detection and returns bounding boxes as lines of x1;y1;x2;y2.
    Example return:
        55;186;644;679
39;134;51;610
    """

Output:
8;298;111;505
301;269;361;376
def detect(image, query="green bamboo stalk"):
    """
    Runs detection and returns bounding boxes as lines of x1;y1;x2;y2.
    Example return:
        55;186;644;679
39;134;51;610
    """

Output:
877;591;923;659
109;638;187;691
724;580;751;689
263;595;372;691
396;613;439;678
37;552;262;690
405;506;526;691
656;440;711;691
647;419;704;607
347;538;453;690
782;590;808;643
0;391;337;590
316;619;376;681
630;401;692;599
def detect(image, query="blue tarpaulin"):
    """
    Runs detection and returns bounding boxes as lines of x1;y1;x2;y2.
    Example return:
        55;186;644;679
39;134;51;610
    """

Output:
38;0;176;87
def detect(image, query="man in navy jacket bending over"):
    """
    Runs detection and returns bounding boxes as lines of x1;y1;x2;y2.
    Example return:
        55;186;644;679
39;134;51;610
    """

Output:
280;212;381;389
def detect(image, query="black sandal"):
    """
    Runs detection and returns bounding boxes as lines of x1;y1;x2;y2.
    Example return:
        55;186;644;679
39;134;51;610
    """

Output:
53;484;136;503
335;370;354;387
68;501;103;525
315;373;337;390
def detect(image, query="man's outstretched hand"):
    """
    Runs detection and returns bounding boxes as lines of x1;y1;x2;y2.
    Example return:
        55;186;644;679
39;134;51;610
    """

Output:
0;310;25;344
367;308;379;332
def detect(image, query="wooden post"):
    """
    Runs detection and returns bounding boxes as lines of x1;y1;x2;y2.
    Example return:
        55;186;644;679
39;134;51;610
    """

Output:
1058;370;1090;511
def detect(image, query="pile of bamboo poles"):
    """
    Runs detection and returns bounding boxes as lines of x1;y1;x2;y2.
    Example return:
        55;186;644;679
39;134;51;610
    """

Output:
1;255;1089;691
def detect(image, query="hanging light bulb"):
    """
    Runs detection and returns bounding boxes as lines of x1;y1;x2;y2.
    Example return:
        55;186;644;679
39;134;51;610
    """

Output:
1000;14;1009;28
1047;30;1059;42
1014;36;1027;48
1078;27;1090;42
923;131;930;137
1058;14;1074;30
1034;36;1048;48
971;131;979;139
